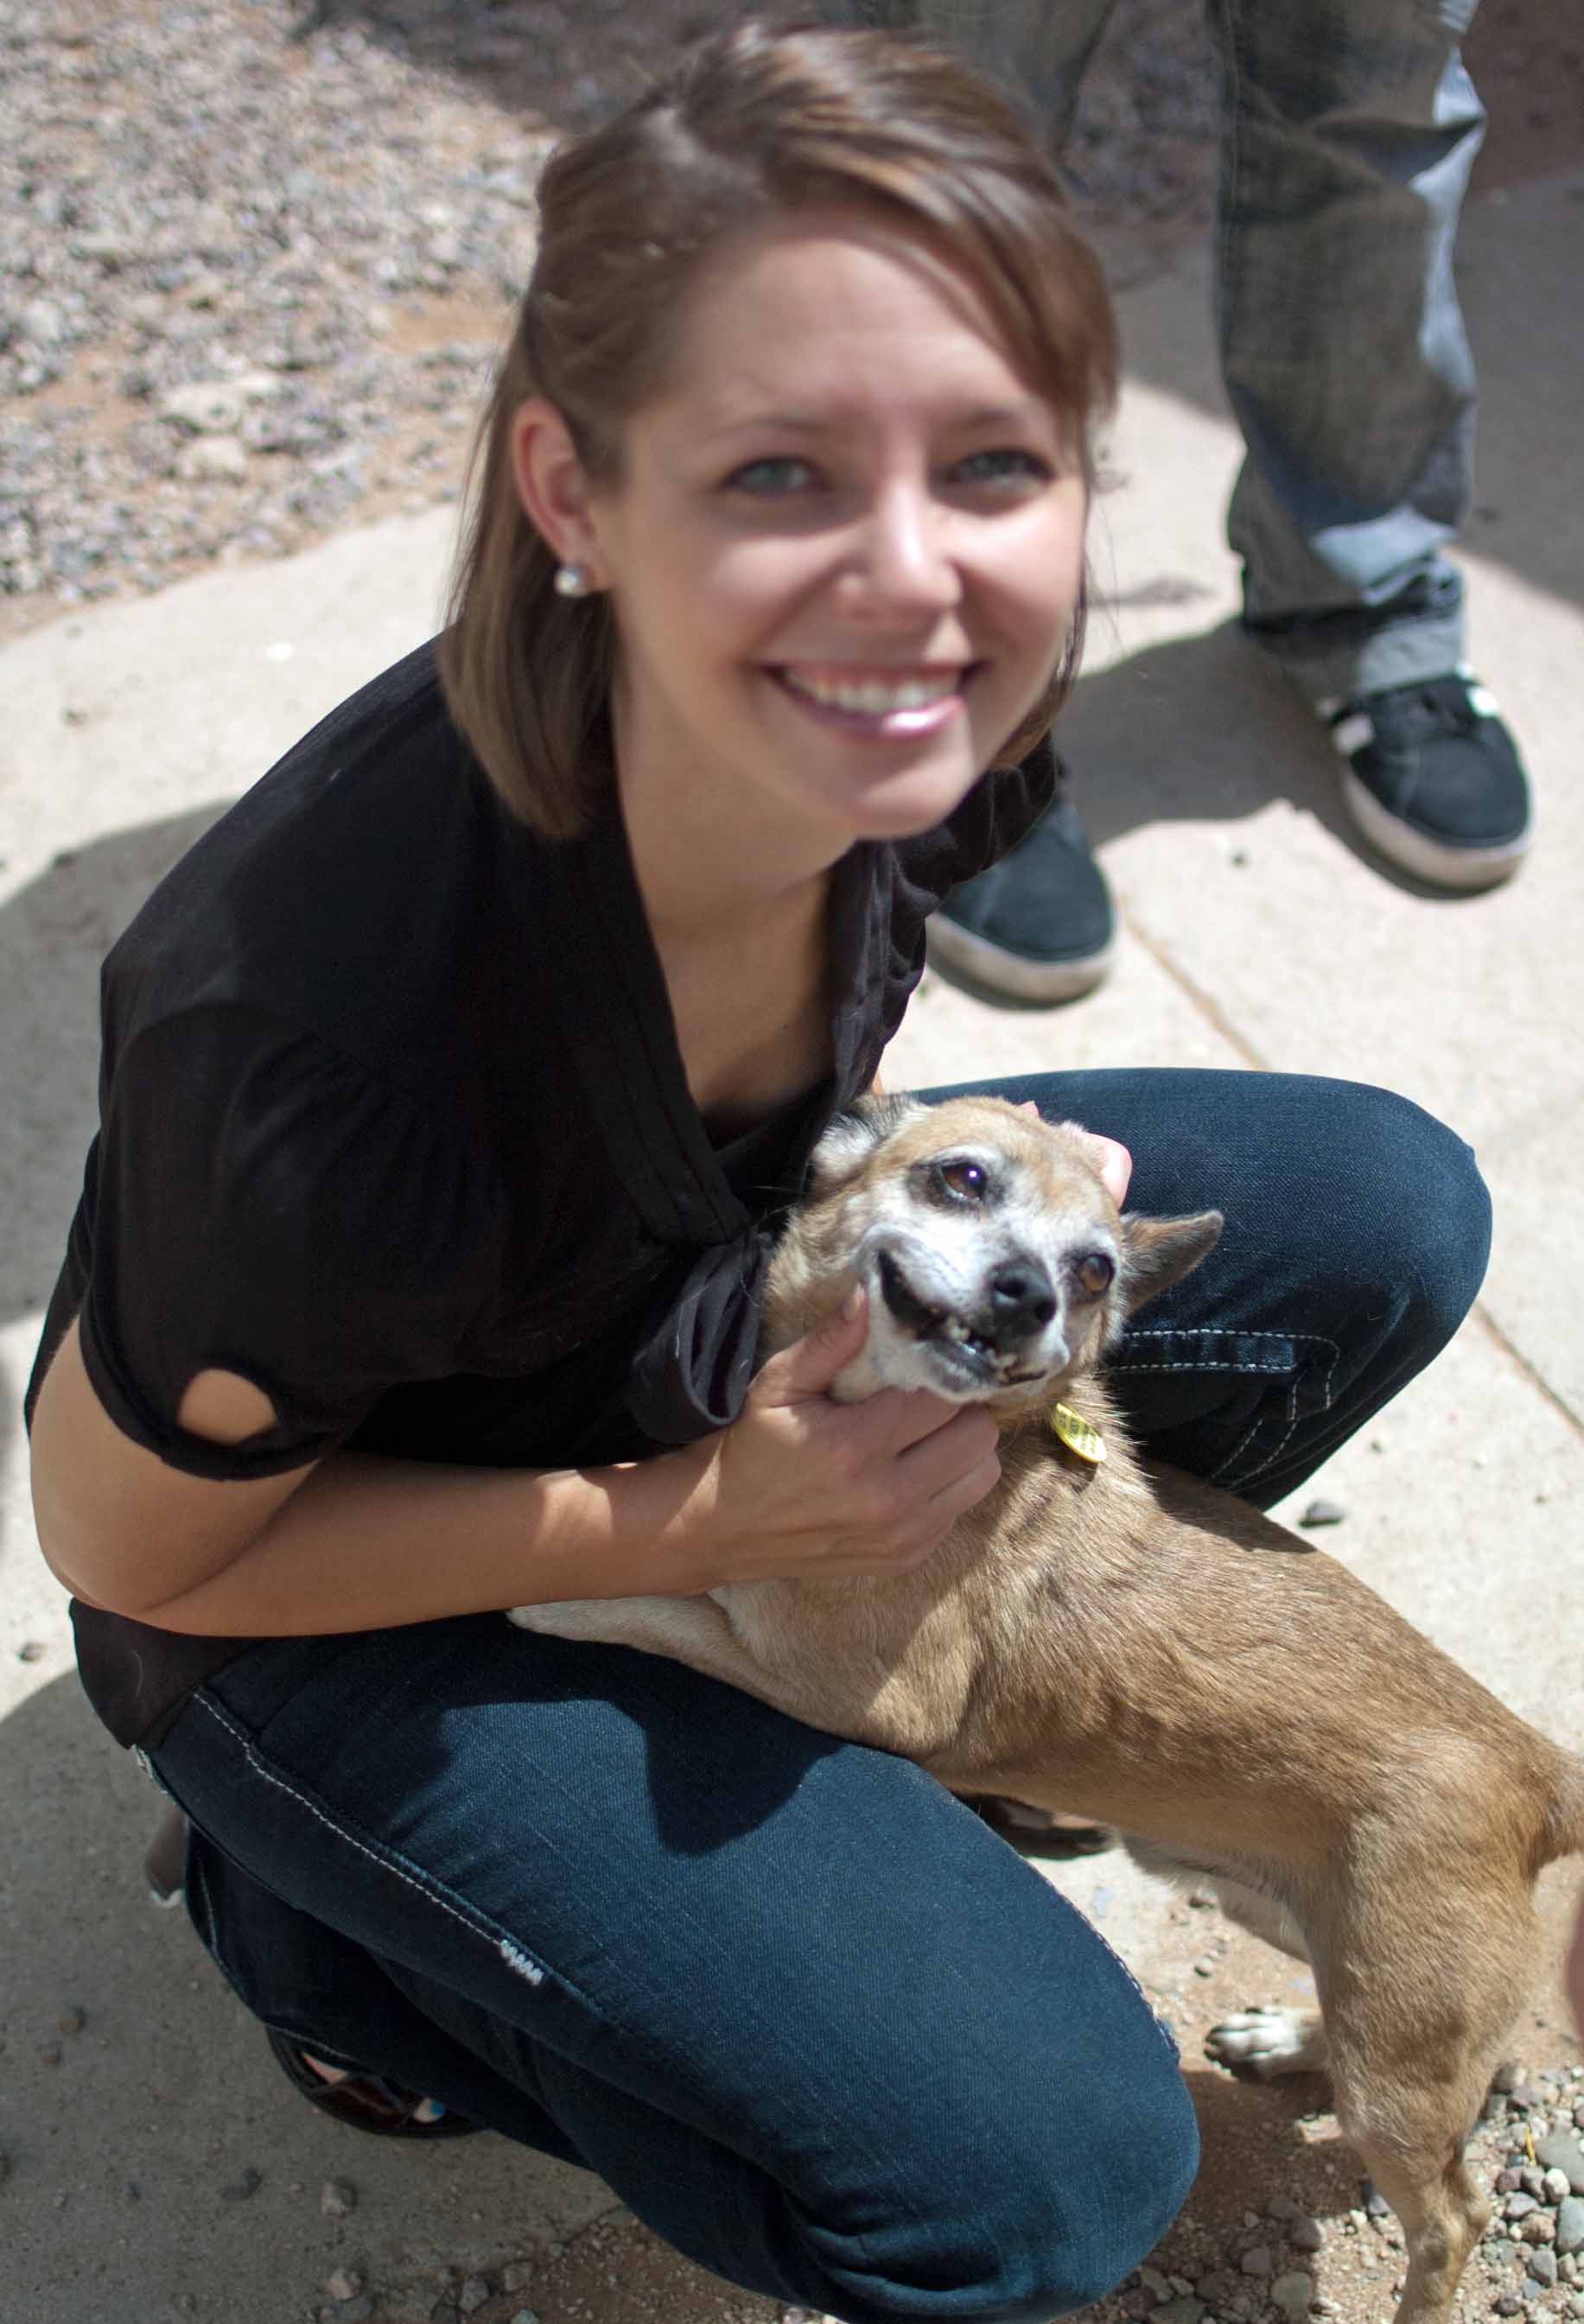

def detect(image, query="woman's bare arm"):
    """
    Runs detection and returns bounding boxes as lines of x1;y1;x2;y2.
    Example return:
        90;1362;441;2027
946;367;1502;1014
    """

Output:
29;1305;999;1636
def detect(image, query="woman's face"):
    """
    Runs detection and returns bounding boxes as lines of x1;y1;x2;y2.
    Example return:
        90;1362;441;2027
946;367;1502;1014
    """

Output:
546;213;1090;858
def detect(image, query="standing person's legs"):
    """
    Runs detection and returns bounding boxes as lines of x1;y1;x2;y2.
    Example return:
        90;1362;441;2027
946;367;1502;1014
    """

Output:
150;1615;1196;2323
1208;0;1530;886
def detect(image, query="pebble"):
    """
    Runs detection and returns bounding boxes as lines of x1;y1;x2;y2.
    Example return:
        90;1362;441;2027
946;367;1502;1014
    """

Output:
509;2312;541;2324
1265;2194;1301;2220
1547;2170;1576;2204
458;2279;492;2314
1238;2245;1273;2276
1152;2299;1203;2324
1559;2197;1584;2255
1269;2270;1314;2321
1506;2193;1540;2220
326;2268;365;2301
1289;2215;1324;2252
1538;2131;1584;2194
1530;2250;1560;2288
1493;2295;1524;2316
220;2167;262;2201
320;2179;357;2217
1299;1498;1345;1527
17;1639;46;1661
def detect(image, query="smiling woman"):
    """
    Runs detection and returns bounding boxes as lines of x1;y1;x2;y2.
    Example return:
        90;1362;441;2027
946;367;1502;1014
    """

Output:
26;18;1493;2321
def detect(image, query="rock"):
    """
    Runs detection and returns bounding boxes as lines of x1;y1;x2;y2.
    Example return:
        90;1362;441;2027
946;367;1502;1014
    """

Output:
1265;2195;1301;2220
1530;2250;1560;2288
176;435;249;483
1269;2270;1314;2321
1194;2273;1238;2304
1289;2216;1324;2252
17;1640;46;1662
1238;2245;1273;2276
159;373;280;434
1138;2265;1174;2299
1492;2297;1523;2317
1506;2193;1540;2220
1299;1498;1345;1527
1537;2132;1584;2194
326;2268;365;2300
320;2179;357;2217
220;2167;262;2201
1520;2213;1555;2245
509;2312;541;2324
1558;2197;1584;2254
1153;2299;1204;2324
1546;2169;1575;2204
458;2281;492;2314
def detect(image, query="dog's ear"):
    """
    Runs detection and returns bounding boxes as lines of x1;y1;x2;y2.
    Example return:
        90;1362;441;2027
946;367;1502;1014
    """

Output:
1121;1210;1224;1313
805;1094;927;1196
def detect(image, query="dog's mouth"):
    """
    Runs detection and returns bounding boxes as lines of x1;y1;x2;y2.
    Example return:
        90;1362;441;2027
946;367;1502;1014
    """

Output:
875;1249;1050;1387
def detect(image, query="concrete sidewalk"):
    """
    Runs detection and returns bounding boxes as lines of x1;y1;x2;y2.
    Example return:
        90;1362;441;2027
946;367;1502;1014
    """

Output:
3;170;1581;2324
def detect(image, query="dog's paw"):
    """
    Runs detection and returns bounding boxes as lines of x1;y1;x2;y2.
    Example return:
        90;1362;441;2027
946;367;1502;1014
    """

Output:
506;1599;607;1639
1205;2005;1326;2080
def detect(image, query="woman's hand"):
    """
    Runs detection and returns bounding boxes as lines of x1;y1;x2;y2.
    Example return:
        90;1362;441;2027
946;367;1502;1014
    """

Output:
677;1287;1002;1587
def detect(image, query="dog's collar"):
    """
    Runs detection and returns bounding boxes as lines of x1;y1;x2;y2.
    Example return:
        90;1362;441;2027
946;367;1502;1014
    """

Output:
1049;1400;1107;1465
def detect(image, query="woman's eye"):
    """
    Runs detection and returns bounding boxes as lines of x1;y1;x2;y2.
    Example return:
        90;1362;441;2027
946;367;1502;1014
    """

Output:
1074;1251;1116;1299
726;456;818;497
951;447;1052;488
938;1159;989;1201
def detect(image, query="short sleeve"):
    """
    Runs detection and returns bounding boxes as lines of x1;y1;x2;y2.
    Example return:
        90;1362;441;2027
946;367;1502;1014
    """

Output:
79;1005;507;1479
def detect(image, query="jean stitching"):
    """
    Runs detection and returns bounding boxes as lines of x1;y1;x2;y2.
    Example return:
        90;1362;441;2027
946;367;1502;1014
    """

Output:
191;1690;559;1990
1111;1327;1335;1380
1208;1333;1340;1489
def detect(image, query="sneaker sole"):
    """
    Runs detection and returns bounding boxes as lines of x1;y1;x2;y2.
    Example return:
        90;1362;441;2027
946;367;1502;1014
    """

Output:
1340;769;1531;892
926;911;1115;1003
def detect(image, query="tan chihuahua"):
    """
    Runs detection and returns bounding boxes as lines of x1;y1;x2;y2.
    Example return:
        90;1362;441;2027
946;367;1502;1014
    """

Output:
513;1095;1584;2324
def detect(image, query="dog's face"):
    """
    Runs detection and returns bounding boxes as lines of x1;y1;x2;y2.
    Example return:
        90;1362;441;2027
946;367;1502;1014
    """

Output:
765;1095;1223;1412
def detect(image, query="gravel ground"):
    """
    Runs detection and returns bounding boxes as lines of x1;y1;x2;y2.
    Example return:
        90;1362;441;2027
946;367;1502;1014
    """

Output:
0;0;1222;645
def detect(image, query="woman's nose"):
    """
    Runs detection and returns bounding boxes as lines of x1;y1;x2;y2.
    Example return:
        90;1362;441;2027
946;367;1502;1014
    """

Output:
837;482;960;618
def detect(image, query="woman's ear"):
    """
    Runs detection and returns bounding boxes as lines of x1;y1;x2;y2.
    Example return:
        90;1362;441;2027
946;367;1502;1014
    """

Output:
510;397;605;583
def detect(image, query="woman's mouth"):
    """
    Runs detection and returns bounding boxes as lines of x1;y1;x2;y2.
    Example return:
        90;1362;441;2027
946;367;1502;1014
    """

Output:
774;663;969;734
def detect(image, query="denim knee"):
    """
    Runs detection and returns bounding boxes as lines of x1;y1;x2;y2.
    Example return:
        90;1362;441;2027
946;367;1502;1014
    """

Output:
798;2007;1199;2323
1323;1083;1491;1359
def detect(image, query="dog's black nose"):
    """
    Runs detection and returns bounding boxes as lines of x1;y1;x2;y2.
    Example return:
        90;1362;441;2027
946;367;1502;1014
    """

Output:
986;1260;1056;1334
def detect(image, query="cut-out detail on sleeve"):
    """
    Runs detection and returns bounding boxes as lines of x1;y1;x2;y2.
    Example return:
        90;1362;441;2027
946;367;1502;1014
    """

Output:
176;1368;281;1445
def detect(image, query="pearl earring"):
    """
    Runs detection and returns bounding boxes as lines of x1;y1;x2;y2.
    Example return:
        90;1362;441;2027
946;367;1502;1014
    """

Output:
554;562;591;599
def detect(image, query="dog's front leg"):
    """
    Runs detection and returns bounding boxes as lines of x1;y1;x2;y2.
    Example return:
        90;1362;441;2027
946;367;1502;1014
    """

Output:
509;1594;805;1718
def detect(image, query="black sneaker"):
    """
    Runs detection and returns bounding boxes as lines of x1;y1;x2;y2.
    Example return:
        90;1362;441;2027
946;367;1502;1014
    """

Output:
1325;669;1531;890
928;776;1115;1004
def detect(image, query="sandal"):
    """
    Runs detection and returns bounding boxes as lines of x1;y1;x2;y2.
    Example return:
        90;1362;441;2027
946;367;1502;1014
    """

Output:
266;2027;481;2139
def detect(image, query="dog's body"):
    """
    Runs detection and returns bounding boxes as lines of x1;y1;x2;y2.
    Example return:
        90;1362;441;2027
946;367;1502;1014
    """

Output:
513;1095;1584;2324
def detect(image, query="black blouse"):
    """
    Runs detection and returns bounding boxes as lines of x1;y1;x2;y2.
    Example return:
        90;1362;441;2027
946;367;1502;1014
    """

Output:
27;639;1056;1747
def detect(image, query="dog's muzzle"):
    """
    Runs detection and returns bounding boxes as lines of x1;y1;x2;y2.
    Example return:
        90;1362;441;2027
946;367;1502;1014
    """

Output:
876;1248;1058;1381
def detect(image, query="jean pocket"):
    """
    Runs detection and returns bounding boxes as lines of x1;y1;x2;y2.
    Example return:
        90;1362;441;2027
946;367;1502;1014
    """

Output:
1111;1324;1339;1495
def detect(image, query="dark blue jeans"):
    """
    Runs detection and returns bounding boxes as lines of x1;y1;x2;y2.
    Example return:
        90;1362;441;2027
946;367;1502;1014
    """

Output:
150;1070;1489;2323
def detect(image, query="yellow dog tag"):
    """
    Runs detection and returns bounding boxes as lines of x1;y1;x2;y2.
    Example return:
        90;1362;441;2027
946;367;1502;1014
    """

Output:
1050;1402;1106;1464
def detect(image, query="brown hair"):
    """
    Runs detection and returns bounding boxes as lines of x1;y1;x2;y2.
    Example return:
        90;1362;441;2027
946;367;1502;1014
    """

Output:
439;18;1117;838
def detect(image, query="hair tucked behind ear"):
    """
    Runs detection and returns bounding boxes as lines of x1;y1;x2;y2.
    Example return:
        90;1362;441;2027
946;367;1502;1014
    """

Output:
439;17;1116;839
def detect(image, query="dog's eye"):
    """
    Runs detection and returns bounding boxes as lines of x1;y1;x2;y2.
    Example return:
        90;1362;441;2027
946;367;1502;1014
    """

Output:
1073;1250;1116;1299
937;1159;989;1202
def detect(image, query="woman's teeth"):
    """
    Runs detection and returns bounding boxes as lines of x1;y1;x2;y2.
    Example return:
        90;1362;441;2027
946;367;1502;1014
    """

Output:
786;670;958;715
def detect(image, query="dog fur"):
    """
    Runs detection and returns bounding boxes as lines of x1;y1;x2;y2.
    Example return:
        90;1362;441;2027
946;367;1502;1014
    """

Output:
512;1094;1584;2324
